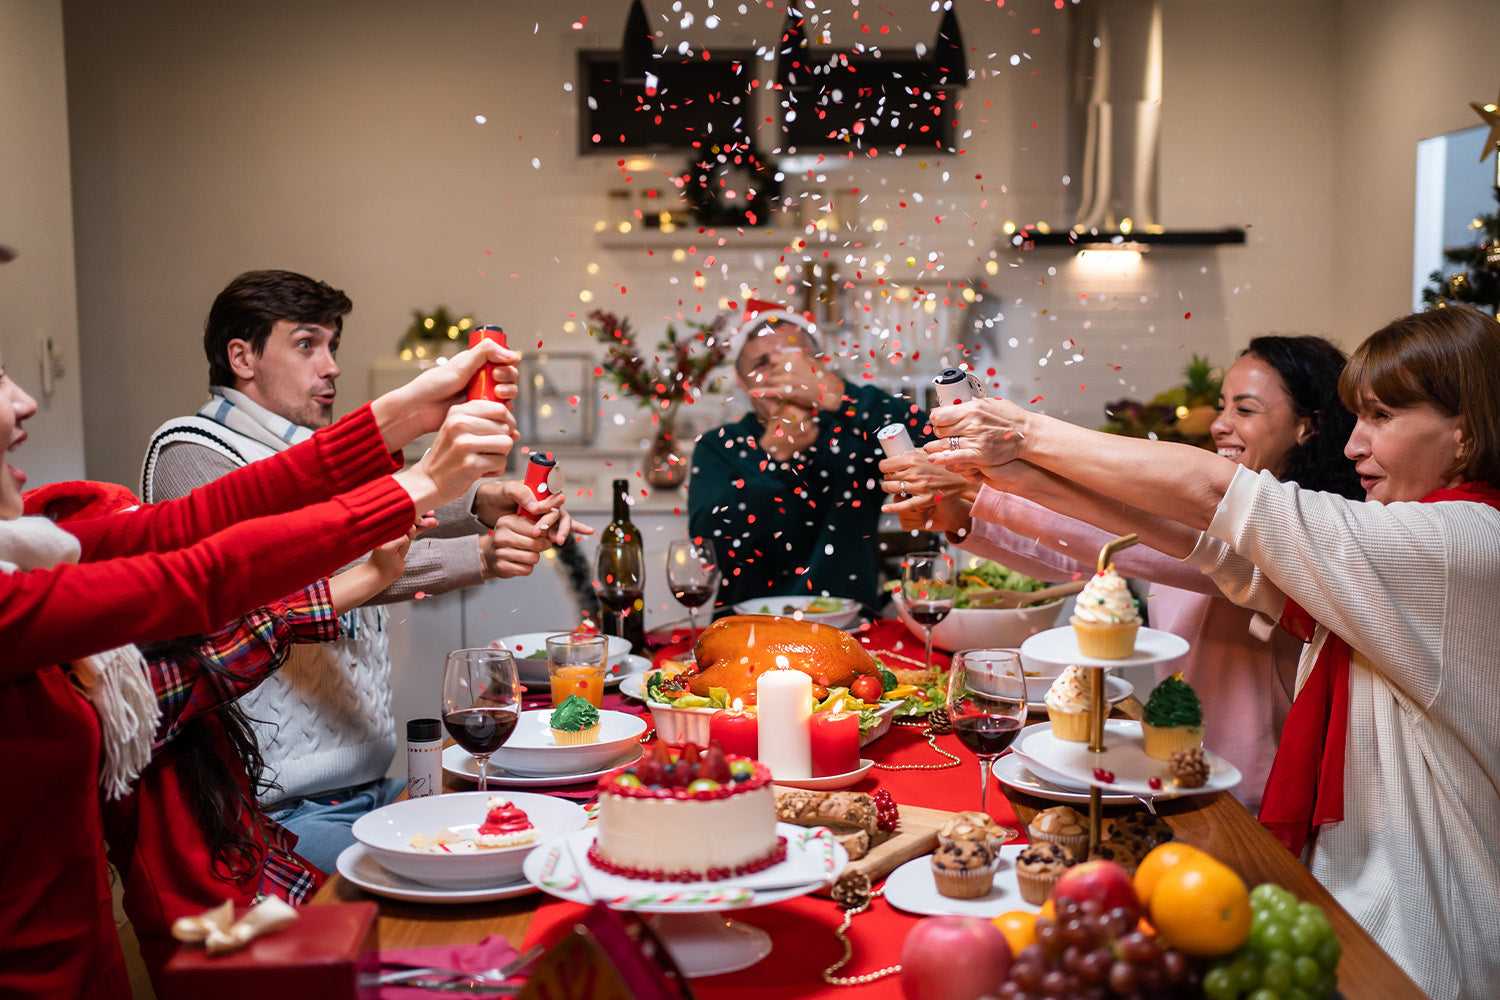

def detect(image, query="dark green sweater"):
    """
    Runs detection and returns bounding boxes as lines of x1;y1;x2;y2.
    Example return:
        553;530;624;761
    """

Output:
687;384;929;615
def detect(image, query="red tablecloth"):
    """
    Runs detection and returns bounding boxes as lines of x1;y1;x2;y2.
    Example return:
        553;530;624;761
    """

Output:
522;621;1008;998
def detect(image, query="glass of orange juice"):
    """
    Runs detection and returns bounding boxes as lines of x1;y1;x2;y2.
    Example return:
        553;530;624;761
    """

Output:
546;633;608;708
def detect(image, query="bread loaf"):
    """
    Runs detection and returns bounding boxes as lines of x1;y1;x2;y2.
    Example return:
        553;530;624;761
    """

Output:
690;615;879;704
773;789;878;835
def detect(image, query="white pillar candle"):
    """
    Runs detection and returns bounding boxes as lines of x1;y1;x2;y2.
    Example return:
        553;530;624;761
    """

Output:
756;661;813;779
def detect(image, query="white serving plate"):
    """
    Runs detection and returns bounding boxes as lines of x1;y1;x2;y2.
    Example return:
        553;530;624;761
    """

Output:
732;595;862;629
883;844;1041;918
1015;718;1241;799
1019;625;1189;671
335;843;537;904
443;742;643;787
351;791;588;889
524;824;848;911
772;759;875;791
489;709;648;776
991;752;1138;806
490;631;631;684
1026;673;1134;712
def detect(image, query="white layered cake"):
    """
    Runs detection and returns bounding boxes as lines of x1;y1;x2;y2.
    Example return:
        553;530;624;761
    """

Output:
589;745;785;882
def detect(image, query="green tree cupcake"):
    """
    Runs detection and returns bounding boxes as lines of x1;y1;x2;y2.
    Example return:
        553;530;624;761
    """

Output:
550;694;601;745
1140;672;1204;760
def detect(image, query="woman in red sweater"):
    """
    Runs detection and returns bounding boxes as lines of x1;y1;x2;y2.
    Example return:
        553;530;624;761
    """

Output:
0;339;517;1000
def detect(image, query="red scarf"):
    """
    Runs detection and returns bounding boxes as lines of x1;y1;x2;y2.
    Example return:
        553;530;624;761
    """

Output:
1258;481;1500;856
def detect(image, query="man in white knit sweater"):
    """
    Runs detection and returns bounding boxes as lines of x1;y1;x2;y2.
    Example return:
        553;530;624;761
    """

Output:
141;269;580;873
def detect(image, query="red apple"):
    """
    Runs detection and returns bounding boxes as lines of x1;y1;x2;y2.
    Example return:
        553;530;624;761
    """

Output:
1052;860;1141;922
900;915;1012;1000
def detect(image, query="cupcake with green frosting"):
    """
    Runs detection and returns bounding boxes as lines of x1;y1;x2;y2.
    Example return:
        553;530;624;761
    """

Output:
549;694;601;746
1140;672;1204;760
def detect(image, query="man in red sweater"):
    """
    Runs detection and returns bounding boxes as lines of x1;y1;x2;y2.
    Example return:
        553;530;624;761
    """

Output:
141;270;586;873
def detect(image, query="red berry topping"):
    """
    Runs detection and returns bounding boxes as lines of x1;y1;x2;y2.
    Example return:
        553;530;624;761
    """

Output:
1148;776;1163;791
651;740;673;766
1092;767;1116;784
872;789;899;832
680;743;701;770
634;759;663;786
703;744;732;783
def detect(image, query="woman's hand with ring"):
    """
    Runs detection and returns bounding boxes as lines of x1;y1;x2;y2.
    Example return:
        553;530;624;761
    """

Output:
927;398;1032;480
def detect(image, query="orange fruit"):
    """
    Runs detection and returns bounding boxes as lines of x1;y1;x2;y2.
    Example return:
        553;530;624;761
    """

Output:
1133;841;1208;910
1039;899;1055;921
1148;854;1251;957
991;910;1039;955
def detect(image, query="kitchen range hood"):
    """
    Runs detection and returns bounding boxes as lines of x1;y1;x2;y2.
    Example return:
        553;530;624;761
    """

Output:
1010;0;1244;251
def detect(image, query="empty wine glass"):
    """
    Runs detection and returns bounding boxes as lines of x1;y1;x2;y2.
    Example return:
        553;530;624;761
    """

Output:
946;648;1028;825
665;539;719;648
901;550;957;671
595;538;645;638
441;648;521;793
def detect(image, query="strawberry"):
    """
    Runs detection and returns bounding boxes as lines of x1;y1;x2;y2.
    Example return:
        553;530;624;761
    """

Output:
703;743;732;783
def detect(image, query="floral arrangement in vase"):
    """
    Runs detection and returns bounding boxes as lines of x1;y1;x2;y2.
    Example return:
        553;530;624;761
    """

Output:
585;308;731;489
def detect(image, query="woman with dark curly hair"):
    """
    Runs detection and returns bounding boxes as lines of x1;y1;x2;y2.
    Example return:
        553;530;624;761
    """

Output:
879;334;1358;813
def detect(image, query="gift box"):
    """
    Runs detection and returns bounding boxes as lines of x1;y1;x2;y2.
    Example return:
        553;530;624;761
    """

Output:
161;902;379;1000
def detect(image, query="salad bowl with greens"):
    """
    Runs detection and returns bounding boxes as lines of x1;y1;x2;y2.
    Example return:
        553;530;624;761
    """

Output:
730;594;861;628
889;560;1069;652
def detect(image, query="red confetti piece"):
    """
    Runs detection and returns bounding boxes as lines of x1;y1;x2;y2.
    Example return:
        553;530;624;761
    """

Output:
1184;312;1192;319
1030;395;1044;404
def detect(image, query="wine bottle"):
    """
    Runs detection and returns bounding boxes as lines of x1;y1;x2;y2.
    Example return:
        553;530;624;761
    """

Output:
598;478;647;654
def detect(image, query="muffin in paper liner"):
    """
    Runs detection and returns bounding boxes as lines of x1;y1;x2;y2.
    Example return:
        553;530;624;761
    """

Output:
1014;842;1076;905
930;840;1001;900
1028;806;1089;859
550;723;600;746
1069;618;1140;659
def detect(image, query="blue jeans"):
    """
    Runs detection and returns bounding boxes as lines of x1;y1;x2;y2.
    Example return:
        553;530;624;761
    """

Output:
267;776;406;875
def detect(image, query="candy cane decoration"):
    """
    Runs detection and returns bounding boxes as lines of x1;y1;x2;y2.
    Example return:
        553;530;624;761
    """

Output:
537;844;580;891
606;887;756;908
796;826;841;880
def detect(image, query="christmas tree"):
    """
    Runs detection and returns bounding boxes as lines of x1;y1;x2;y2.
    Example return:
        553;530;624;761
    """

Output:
1421;186;1500;315
1423;91;1500;315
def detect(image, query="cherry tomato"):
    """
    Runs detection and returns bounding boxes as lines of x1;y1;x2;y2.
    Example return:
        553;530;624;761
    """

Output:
851;675;884;704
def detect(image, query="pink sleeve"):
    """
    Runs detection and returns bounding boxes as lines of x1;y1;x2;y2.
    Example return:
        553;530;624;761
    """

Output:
966;488;1223;595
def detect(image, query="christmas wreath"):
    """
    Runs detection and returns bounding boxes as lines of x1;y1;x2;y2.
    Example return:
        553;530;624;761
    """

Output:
679;144;782;227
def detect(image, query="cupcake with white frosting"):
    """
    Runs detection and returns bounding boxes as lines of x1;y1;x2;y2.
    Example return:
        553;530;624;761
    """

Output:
1044;665;1092;742
1070;565;1141;659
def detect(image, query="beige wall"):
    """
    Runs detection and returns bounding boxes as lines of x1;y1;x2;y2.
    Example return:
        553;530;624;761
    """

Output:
50;0;1497;485
1;0;86;486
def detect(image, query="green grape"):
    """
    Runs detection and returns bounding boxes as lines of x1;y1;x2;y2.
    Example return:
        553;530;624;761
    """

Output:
1285;988;1311;1000
1202;966;1239;1000
1293;954;1322;988
1315;934;1342;969
1290;914;1322;954
1249;882;1282;907
1247;989;1279;1000
1262;956;1294;993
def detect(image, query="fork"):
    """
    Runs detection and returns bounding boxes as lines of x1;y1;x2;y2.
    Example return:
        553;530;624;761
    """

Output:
377;943;543;986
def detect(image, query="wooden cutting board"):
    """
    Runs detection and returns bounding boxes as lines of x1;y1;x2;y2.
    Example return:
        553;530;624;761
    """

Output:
843;803;949;884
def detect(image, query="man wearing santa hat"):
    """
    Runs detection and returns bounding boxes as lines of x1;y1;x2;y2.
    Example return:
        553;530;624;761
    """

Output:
688;300;929;614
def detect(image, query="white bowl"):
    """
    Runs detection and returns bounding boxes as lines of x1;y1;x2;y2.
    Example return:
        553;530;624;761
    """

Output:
351;791;587;889
490;709;648;776
892;591;1066;654
731;595;862;629
490;631;631;684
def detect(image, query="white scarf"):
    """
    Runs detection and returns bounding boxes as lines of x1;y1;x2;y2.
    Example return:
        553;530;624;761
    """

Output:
0;516;160;800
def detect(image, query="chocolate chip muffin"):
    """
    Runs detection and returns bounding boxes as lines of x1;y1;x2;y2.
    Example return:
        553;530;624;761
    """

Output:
930;839;999;900
1014;842;1076;904
1106;810;1173;850
1087;837;1147;874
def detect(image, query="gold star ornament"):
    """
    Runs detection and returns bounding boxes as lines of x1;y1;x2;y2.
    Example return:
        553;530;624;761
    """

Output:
1471;89;1500;163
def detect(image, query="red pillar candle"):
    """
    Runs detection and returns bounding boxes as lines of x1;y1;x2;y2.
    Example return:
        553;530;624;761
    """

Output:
709;702;759;760
809;704;860;777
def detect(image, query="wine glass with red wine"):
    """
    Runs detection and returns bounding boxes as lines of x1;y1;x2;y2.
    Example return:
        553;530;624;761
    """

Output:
665;539;719;649
946;648;1027;825
595;539;645;639
441;648;521;793
901;550;957;672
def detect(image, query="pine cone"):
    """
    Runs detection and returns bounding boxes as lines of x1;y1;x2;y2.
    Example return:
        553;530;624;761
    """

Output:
927;707;952;735
830;870;872;910
1168;747;1210;789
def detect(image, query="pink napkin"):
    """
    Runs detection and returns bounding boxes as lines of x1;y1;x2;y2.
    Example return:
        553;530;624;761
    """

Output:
378;934;524;999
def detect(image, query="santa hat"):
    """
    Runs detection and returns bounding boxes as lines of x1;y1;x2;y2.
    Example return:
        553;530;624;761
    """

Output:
728;298;822;360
